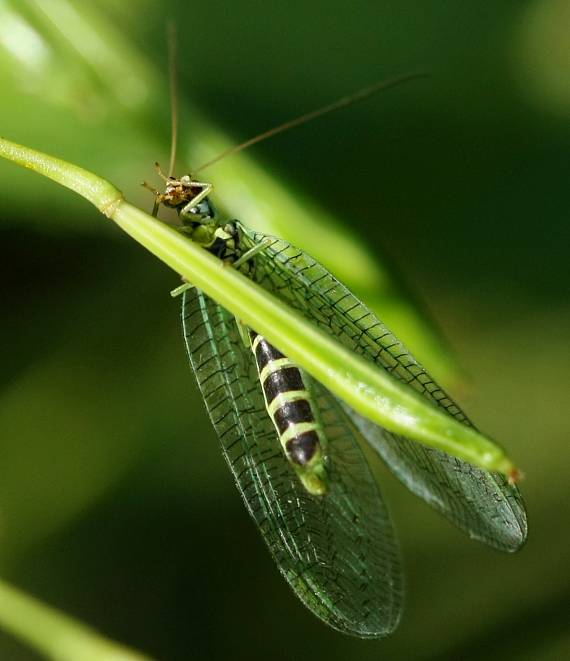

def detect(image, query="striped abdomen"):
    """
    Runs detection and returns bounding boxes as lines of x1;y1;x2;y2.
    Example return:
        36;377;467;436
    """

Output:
250;331;328;496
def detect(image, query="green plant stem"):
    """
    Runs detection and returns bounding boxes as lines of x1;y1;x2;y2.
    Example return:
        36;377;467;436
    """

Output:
112;201;514;475
0;136;518;477
0;578;152;661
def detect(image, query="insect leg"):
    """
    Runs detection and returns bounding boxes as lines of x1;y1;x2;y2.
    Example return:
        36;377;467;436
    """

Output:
179;182;214;223
235;317;251;348
171;282;195;298
232;238;273;268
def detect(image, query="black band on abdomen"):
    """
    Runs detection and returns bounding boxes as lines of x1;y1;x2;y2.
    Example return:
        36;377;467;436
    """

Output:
263;367;305;404
273;399;314;434
251;331;285;372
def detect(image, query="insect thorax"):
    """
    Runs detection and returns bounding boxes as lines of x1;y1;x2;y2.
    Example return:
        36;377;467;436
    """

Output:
179;209;239;262
153;172;238;262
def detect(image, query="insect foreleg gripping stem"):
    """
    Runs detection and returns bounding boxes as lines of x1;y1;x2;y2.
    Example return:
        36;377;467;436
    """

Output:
179;181;213;221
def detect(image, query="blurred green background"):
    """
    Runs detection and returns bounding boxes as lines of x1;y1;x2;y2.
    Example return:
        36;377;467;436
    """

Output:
0;1;568;659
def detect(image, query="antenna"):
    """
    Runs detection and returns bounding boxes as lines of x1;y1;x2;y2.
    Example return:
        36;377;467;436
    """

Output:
167;20;179;178
193;72;427;174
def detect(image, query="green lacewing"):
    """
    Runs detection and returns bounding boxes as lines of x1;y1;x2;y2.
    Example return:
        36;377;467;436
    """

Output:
145;65;527;638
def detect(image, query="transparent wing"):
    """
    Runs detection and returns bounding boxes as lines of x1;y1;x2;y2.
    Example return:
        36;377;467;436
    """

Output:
237;223;527;552
182;288;402;637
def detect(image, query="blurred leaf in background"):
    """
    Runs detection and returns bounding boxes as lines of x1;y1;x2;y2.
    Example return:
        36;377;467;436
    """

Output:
0;1;568;660
0;0;462;385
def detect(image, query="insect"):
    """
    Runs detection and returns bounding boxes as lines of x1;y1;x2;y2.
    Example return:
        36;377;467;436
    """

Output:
145;62;527;637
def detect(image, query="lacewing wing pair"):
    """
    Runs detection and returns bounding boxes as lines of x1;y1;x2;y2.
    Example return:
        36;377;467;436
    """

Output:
144;47;527;637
